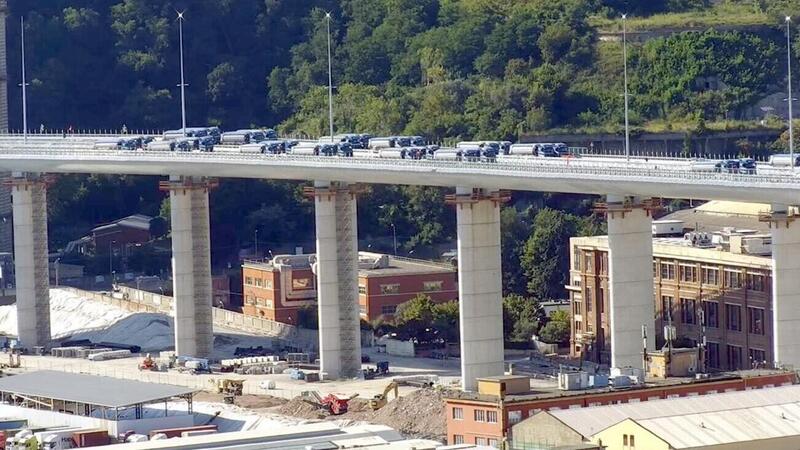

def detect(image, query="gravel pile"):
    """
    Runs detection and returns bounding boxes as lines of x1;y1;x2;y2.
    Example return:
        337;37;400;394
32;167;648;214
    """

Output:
277;388;447;442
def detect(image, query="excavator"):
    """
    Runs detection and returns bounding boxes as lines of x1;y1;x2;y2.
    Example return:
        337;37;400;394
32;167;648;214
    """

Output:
301;391;359;415
369;382;399;410
138;354;157;371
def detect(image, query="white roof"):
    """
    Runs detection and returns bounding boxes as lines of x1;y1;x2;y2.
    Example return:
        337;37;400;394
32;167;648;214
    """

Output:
635;402;800;448
545;384;800;438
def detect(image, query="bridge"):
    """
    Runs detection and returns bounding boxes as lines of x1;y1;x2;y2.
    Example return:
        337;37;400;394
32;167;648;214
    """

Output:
1;136;799;390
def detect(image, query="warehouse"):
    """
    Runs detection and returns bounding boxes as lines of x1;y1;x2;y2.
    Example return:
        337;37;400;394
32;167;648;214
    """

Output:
0;371;195;434
511;384;800;449
591;402;800;450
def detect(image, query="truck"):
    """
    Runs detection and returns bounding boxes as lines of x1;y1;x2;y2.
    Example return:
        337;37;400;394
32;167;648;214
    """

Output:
769;153;800;167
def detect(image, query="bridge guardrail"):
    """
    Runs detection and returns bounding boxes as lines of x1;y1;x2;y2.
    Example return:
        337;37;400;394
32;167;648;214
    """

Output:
0;146;796;186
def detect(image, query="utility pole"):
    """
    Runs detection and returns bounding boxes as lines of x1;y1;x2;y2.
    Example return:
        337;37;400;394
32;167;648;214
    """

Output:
19;16;28;143
622;13;631;163
325;12;334;143
177;11;188;136
787;16;795;171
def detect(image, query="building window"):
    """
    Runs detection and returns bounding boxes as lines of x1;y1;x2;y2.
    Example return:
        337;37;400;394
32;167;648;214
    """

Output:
255;278;263;287
573;298;582;315
600;253;608;273
703;301;719;328
680;298;696;325
245;295;255;305
452;407;463;420
380;284;400;295
623;435;628;447
508;410;522;424
748;307;765;335
453;435;464;445
749;348;766;368
293;278;312;289
726;304;742;332
724;270;743;289
599;289;605;314
265;299;273;309
702;267;719;286
358;285;366;295
381;305;397;315
573;248;581;270
256;297;264;306
630;435;635;449
748;273;765;292
245;276;253;286
727;344;743;370
488;438;499;448
486;410;498;423
585;287;593;313
584;253;594;272
575;320;583;333
661;296;674;321
265;280;273;289
474;410;485;422
707;342;720;368
680;265;697;283
423;281;443;292
476;437;488;446
660;262;675;280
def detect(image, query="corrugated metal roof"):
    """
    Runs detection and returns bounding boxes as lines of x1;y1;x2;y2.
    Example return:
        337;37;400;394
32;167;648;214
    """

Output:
636;402;800;448
0;370;195;408
546;384;800;439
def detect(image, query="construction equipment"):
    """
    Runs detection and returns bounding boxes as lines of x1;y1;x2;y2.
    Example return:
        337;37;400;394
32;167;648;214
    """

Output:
362;361;390;379
369;382;399;410
301;391;358;415
138;354;157;371
209;378;244;404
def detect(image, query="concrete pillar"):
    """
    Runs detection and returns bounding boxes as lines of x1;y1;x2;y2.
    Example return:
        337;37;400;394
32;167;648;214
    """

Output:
605;195;655;370
450;187;507;391
767;204;800;368
10;173;50;348
309;181;361;379
164;176;214;358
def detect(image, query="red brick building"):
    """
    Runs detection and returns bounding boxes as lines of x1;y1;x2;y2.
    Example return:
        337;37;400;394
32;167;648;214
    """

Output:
444;371;796;447
242;252;457;324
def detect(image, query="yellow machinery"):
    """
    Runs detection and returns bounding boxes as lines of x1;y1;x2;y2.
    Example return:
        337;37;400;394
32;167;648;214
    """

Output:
369;382;399;410
210;378;244;404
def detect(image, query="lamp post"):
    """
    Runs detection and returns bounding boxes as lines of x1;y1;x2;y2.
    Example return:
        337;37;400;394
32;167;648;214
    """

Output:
177;11;188;136
390;223;397;256
787;16;795;171
254;229;259;258
109;240;116;280
325;12;334;143
19;16;29;143
622;13;631;163
54;258;60;287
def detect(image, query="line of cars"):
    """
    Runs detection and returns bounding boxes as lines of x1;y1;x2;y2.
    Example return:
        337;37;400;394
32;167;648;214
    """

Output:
690;158;757;174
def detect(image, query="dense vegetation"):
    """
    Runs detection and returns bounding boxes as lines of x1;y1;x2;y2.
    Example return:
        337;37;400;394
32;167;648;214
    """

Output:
12;1;800;331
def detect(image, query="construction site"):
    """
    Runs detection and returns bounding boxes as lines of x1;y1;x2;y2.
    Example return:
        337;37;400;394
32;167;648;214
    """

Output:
0;288;465;448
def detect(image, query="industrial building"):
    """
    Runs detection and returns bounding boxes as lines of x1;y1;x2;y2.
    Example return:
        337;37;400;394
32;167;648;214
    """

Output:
0;371;195;435
591;403;800;450
444;370;794;446
242;251;457;323
569;218;773;370
510;384;800;449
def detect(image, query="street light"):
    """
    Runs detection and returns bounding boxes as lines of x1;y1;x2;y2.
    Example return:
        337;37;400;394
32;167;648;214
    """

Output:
177;11;188;136
109;240;116;280
622;13;631;163
787;16;795;171
389;223;397;256
254;229;259;258
19;16;29;143
54;258;60;287
325;12;334;143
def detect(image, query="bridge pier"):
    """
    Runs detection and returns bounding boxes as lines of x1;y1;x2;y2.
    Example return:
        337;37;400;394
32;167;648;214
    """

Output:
600;195;656;370
161;176;214;358
764;204;800;369
307;181;362;379
8;173;50;349
448;187;509;391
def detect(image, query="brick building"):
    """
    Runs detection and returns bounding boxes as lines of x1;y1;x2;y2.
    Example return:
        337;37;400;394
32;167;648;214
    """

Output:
242;251;457;324
444;371;795;447
568;229;773;371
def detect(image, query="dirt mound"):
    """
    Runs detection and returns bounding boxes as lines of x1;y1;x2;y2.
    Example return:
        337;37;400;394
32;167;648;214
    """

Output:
276;389;448;442
276;396;327;420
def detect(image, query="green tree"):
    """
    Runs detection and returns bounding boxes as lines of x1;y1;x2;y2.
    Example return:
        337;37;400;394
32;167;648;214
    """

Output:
503;294;546;343
522;208;578;300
